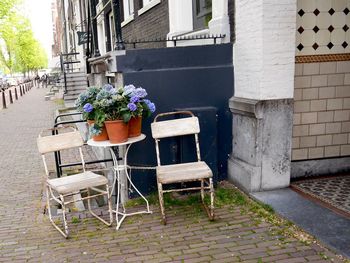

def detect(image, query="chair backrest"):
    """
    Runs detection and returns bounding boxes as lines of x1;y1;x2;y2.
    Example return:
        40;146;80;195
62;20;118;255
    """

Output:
37;130;84;154
151;111;201;165
151;117;200;139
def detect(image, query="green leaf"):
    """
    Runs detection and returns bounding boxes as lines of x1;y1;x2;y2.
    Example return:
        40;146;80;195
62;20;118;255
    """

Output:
122;112;131;123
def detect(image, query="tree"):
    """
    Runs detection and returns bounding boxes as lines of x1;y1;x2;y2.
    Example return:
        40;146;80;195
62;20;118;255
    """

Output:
0;9;47;74
0;0;18;20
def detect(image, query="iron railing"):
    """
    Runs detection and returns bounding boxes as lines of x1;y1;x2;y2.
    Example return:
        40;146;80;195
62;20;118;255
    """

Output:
59;52;81;94
53;111;117;177
124;34;226;49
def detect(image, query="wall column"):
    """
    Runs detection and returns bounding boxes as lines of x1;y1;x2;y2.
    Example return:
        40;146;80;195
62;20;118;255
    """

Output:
208;0;230;43
228;0;297;192
167;0;193;41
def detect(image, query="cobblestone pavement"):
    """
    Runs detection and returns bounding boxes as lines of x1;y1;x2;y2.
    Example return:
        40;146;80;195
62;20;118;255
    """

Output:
0;88;346;262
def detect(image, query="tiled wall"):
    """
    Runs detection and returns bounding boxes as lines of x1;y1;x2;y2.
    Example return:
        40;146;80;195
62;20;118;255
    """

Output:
292;61;350;160
296;0;350;55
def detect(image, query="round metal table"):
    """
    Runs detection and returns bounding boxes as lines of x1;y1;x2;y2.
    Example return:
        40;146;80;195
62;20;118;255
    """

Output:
87;134;152;230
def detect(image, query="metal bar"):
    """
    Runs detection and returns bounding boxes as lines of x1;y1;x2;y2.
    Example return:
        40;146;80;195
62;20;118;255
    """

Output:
54;112;82;124
63;61;80;64
9;90;13;104
111;0;125;50
61;52;80;56
63;70;67;94
90;0;101;57
163;186;211;193
1;91;6;109
59;159;114;168
92;0;111;20
86;0;91;73
124;34;226;45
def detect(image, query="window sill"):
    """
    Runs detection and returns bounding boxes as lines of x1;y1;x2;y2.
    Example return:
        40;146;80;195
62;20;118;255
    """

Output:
138;0;161;16
121;14;134;27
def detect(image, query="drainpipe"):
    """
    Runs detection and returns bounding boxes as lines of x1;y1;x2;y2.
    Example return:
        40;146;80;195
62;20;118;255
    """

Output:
90;0;101;57
111;0;125;50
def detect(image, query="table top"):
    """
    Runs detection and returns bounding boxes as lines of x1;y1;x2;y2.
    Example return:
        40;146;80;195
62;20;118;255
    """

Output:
87;134;146;147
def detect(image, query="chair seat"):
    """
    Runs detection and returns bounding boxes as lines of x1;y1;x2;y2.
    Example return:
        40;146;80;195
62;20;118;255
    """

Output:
156;161;212;184
47;171;108;194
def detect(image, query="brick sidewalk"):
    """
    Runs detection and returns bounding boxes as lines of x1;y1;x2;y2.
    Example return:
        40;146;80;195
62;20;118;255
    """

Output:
0;88;346;262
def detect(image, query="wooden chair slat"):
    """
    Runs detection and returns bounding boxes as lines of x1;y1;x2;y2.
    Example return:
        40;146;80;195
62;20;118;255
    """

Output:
37;131;84;154
151;117;200;139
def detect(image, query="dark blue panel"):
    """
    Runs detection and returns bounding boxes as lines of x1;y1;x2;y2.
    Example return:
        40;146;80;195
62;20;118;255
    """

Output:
119;44;234;194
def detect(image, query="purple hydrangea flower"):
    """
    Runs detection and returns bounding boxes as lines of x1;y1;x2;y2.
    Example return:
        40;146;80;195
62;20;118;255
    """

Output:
123;84;136;96
127;103;137;112
132;87;147;98
143;99;156;113
103;84;114;92
130;96;140;103
147;102;156;113
83;103;93;113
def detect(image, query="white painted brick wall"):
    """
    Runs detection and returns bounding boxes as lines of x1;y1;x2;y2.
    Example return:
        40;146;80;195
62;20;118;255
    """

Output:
233;0;297;100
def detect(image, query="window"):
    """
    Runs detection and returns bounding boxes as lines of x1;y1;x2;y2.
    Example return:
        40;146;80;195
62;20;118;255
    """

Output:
123;0;134;21
138;0;161;16
142;0;152;6
192;0;212;31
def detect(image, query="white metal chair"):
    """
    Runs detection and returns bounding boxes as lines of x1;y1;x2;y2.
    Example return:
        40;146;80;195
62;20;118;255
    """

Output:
151;111;215;224
37;128;113;238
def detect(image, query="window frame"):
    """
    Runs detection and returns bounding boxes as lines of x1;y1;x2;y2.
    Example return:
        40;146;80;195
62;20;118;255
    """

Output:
138;0;161;16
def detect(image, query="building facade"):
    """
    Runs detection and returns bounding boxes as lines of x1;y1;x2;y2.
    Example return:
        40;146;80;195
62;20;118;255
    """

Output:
56;0;350;193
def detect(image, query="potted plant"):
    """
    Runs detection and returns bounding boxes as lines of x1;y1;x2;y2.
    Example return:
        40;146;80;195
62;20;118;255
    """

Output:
94;84;132;143
122;84;156;137
75;86;109;141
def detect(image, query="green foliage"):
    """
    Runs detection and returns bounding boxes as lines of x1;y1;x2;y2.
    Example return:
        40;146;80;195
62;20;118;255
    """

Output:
0;2;47;74
71;216;80;224
0;0;18;20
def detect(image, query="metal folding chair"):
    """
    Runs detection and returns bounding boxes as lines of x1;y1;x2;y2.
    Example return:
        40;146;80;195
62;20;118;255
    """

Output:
37;128;113;238
151;111;215;224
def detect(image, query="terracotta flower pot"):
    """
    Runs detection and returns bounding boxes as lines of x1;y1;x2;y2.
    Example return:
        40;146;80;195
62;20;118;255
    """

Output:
87;120;109;141
105;120;129;143
128;116;142;138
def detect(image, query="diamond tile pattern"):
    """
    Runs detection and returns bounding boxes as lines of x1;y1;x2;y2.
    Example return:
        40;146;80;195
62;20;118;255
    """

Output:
297;43;304;51
296;1;350;55
327;42;334;49
298;9;305;17
292;176;350;216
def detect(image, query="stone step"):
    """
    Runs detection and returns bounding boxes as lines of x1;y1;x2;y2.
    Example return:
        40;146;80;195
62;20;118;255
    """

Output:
66;90;85;96
65;75;87;80
65;81;87;87
65;71;86;77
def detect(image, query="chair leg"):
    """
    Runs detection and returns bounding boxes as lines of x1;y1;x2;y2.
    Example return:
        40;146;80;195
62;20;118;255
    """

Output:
87;187;112;226
46;186;68;238
200;179;205;201
209;178;215;220
60;195;70;238
200;179;215;221
157;182;166;225
107;184;113;225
